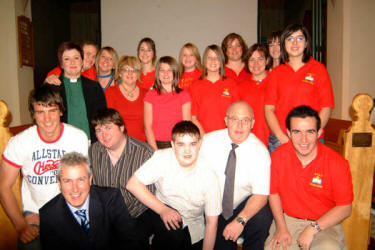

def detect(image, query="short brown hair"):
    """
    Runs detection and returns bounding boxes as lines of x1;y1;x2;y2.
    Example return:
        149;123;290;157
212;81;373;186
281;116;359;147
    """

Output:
221;33;247;63
244;43;269;73
172;121;200;141
90;108;126;134
28;85;65;118
79;41;98;53
57;41;83;68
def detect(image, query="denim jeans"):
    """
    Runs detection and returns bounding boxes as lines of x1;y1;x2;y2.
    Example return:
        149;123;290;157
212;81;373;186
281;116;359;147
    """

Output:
268;134;281;154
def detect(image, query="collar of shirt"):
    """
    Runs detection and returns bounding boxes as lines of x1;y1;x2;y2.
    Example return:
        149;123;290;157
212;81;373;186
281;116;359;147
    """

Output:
66;194;90;224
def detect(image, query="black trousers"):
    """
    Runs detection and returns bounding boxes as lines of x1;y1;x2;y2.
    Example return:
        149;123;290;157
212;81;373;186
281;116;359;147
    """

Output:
141;208;202;250
133;209;155;250
214;196;273;250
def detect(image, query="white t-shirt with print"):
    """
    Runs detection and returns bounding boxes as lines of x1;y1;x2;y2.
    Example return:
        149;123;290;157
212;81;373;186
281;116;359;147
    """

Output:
2;123;89;213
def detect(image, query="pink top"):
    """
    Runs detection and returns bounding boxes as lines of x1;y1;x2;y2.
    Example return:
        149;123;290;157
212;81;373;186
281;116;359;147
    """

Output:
144;89;191;141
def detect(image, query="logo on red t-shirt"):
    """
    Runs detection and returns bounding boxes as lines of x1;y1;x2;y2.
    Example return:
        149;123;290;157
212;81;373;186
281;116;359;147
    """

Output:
222;88;231;97
310;172;323;188
303;73;315;84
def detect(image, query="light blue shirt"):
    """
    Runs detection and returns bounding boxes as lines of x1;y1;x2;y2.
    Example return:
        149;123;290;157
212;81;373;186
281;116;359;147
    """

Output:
66;195;90;225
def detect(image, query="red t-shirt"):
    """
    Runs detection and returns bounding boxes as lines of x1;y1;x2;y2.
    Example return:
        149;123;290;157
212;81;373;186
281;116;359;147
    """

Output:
265;58;334;134
238;75;270;146
191;77;240;133
144;89;191;141
105;85;147;141
270;141;353;220
178;68;202;92
47;66;97;81
139;70;155;90
224;66;252;83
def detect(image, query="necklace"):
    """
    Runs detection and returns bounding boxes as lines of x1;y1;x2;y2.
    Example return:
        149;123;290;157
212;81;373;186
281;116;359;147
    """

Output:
120;84;137;98
255;79;263;85
97;73;112;78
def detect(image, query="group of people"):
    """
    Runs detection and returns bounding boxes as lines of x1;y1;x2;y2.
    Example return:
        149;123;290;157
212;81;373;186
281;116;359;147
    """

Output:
0;22;353;250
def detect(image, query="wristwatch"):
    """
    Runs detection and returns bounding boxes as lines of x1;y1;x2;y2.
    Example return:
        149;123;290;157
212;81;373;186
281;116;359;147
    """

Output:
310;221;321;232
236;216;247;226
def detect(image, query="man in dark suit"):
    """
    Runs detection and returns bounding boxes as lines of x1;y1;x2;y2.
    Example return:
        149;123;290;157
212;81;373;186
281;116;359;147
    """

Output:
39;152;137;250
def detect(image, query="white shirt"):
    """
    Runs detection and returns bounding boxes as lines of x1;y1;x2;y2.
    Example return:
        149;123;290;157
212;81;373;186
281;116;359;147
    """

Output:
67;194;90;225
2;123;89;213
200;129;270;209
135;148;222;244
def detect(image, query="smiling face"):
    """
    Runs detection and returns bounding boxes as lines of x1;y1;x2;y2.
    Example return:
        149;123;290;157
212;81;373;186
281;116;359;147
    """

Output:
205;49;220;73
225;102;254;145
158;62;173;86
33;103;62;141
268;38;280;60
248;50;267;78
285;30;307;60
61;49;83;79
98;50;115;74
287;117;322;165
119;65;138;86
138;42;154;65
95;122;126;151
181;47;197;72
226;38;243;62
172;134;201;168
59;164;92;209
82;44;97;70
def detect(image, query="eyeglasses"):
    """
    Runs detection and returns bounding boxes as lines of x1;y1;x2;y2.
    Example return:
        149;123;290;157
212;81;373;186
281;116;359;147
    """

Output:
286;36;305;43
227;116;252;126
121;68;138;73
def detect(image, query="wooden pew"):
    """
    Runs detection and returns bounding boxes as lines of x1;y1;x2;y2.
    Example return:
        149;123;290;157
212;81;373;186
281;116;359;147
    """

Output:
341;94;375;250
325;118;352;154
0;101;31;250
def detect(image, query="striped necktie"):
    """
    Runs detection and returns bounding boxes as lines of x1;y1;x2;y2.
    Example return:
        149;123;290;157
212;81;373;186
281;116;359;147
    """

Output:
75;209;90;234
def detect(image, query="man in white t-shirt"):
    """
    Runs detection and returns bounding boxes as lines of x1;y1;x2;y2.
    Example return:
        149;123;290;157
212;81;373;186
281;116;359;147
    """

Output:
126;121;221;250
0;85;88;249
200;101;273;250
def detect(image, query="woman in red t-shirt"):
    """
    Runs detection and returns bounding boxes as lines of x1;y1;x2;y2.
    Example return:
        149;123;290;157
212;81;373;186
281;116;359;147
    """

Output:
267;31;281;71
178;43;203;91
144;56;191;150
221;33;251;83
190;45;240;135
96;46;119;91
265;24;334;153
238;44;270;146
105;56;147;141
137;37;156;90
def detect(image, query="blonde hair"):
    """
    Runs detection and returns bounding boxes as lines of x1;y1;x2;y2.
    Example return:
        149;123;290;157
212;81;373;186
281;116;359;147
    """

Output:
95;46;119;76
115;56;141;82
178;43;203;76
